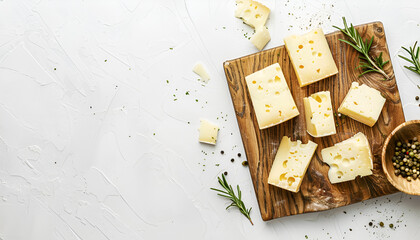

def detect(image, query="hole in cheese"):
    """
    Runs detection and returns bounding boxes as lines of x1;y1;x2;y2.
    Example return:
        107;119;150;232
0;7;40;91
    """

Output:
255;14;261;18
312;51;317;56
292;106;296;110
316;68;320;73
309;40;314;44
278;110;282;116
255;6;258;9
299;65;304;69
252;80;256;84
318;53;322;57
330;164;339;169
276;67;281;72
275;91;280;95
280;173;287;181
342;158;350;166
350;157;355;161
324;113;330;117
258;85;263;90
298;45;303;49
297;50;299;53
265;104;271;108
266;109;270;112
353;101;358;105
327;107;331;110
314;31;318;34
334;155;342;161
314;95;323;103
337;171;343;178
274;76;281;82
287;177;295;186
283;160;288;168
268;79;273;83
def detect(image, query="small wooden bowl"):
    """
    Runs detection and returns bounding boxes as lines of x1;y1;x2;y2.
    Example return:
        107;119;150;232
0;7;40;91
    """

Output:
382;120;420;195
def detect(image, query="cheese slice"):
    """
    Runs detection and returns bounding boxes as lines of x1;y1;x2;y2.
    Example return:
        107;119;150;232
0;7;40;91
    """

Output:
193;63;210;83
284;28;338;87
250;26;271;50
338;82;386;127
245;63;299;129
235;0;270;29
303;91;336;137
198;119;219;145
321;132;373;184
268;136;317;192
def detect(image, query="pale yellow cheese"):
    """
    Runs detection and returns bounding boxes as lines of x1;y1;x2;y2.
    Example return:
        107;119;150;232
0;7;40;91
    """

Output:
250;26;271;50
198;119;219;145
245;63;299;129
268;136;317;192
284;28;338;87
303;91;336;137
321;132;373;184
235;0;270;29
338;82;386;127
193;63;210;83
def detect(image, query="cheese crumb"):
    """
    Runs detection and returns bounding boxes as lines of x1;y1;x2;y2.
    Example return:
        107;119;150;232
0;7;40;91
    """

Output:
199;119;219;145
250;26;271;50
193;63;210;83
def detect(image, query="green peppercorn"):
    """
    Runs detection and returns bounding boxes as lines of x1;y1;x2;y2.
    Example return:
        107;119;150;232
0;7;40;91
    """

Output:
379;222;384;227
397;141;402;147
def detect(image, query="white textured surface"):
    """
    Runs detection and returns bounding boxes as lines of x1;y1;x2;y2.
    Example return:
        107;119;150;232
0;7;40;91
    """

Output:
0;0;419;239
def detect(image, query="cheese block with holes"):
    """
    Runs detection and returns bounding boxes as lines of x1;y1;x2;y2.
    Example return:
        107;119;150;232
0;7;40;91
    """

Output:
235;0;270;29
338;82;386;127
303;91;336;137
321;132;373;184
245;63;299;129
268;136;317;192
284;28;338;87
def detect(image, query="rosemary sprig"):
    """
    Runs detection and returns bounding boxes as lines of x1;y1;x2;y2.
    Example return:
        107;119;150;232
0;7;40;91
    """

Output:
399;41;420;75
210;174;253;225
333;17;390;80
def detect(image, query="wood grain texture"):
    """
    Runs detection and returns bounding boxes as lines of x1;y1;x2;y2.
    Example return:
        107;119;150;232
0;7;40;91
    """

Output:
223;22;404;221
382;120;420;195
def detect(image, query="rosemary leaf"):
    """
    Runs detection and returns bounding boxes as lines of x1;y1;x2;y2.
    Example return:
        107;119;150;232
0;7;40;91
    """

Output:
211;174;253;225
333;17;390;80
399;41;420;76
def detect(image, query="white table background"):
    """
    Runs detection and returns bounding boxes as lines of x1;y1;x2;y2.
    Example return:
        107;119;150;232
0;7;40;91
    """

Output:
0;0;420;239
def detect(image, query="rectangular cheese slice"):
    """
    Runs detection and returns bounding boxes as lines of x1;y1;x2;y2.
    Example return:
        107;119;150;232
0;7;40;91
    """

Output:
245;63;299;129
250;26;271;50
235;0;270;29
338;82;386;127
268;136;317;192
303;91;336;137
193;63;210;83
284;28;338;87
198;119;219;145
321;132;373;184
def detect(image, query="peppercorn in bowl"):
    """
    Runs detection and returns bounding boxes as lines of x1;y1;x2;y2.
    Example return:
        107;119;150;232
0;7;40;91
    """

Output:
382;120;420;195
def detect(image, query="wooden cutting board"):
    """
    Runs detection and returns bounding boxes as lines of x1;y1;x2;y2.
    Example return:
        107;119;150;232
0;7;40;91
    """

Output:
223;22;405;221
